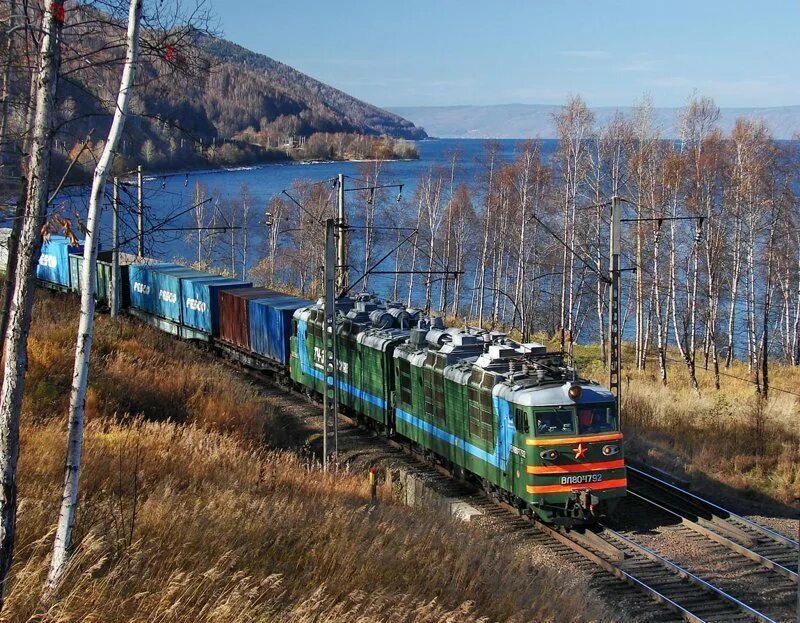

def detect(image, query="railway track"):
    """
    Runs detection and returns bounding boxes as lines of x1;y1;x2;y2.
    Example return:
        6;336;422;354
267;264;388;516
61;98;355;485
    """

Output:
627;466;798;582
423;461;784;623
555;522;777;623
215;347;797;623
225;360;686;622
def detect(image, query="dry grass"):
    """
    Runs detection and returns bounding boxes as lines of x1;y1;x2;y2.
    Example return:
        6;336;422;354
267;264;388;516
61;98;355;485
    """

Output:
26;291;271;438
1;290;609;622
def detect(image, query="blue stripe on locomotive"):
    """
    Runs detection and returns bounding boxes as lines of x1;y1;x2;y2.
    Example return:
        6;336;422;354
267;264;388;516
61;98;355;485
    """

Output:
181;276;251;335
295;318;517;465
38;236;84;287
295;318;387;408
249;295;312;365
395;395;515;471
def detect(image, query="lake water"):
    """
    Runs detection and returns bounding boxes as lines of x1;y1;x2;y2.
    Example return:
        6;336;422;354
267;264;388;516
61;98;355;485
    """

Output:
56;137;551;295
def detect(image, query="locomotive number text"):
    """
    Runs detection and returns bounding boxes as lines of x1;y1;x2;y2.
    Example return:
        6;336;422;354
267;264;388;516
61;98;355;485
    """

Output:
560;474;603;485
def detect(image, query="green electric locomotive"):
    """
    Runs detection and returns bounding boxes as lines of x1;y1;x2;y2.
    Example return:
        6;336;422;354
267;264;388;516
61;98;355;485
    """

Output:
290;295;625;526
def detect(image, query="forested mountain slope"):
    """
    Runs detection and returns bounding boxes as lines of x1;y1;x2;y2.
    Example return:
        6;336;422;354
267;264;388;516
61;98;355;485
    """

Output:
199;37;426;141
48;16;425;174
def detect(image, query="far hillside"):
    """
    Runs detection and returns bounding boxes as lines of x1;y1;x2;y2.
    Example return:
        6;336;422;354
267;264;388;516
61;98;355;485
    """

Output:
390;103;800;139
45;9;426;177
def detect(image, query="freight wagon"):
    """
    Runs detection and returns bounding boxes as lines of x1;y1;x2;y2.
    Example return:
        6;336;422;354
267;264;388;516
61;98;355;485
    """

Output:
68;250;130;308
38;235;84;289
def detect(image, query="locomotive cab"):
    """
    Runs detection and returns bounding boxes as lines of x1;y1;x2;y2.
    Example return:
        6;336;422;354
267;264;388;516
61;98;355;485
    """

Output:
520;382;626;526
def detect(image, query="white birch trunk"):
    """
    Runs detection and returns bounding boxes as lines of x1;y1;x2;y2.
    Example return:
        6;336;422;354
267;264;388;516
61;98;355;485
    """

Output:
46;0;142;590
406;194;423;307
0;1;64;604
477;151;495;326
725;215;742;367
242;192;249;281
792;235;800;365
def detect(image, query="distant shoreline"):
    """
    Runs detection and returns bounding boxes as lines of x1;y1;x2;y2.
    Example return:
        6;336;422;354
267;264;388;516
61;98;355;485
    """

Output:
135;155;420;182
389;103;800;141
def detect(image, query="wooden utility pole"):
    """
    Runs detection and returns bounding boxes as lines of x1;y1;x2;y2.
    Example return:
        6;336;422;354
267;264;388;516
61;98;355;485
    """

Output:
137;164;144;257
608;196;621;424
111;176;120;317
323;218;339;470
336;173;347;292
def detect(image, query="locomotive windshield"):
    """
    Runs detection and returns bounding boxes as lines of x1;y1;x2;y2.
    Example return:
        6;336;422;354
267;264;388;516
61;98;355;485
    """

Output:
535;409;574;435
577;405;617;434
534;405;618;436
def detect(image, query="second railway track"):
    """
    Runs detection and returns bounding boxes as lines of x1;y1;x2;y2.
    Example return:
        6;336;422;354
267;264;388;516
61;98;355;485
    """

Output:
627;465;798;581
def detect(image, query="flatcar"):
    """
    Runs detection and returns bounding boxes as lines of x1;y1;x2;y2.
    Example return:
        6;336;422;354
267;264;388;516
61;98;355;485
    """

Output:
21;239;626;526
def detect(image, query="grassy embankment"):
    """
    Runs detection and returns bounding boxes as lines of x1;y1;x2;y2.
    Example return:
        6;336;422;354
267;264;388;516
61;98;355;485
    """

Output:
2;290;608;622
570;340;799;508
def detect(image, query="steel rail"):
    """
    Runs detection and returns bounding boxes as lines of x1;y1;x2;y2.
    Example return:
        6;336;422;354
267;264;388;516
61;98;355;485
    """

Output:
626;489;798;582
601;527;779;623
534;521;706;623
628;466;799;551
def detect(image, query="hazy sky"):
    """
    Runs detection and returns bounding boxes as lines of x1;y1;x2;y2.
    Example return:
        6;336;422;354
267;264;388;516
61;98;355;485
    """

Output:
215;1;800;109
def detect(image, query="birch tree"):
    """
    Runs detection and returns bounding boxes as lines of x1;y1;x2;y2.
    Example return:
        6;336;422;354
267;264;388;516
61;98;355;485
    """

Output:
421;169;445;310
265;195;288;286
447;184;475;318
191;181;208;267
554;97;593;355
241;183;250;280
0;0;65;604
0;0;39;348
46;0;143;591
475;141;500;325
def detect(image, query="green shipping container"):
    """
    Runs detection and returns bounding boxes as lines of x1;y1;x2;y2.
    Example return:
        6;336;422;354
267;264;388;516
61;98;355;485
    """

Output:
69;251;130;308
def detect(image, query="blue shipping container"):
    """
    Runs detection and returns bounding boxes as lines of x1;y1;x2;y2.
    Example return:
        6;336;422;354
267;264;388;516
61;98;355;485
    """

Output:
181;276;252;335
248;294;313;365
38;235;84;287
128;263;179;314
150;266;208;322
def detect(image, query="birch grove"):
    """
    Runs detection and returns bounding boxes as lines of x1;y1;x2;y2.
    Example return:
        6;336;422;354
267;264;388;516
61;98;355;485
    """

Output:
261;95;799;390
0;0;214;605
0;0;65;602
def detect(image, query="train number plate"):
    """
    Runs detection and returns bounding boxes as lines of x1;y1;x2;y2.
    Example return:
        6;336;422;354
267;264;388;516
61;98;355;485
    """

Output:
510;445;526;459
560;474;603;485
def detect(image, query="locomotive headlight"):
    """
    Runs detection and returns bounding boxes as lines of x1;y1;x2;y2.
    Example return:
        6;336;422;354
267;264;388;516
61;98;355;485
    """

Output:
602;444;620;456
540;449;558;461
567;384;582;400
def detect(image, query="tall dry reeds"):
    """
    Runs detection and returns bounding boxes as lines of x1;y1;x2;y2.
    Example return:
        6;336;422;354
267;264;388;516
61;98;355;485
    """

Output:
5;420;607;621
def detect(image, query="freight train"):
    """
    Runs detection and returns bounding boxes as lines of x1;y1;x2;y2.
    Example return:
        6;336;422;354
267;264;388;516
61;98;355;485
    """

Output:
27;234;626;526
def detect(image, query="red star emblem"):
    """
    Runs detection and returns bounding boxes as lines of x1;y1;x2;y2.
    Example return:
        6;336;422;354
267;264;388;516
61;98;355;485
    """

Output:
573;443;587;460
